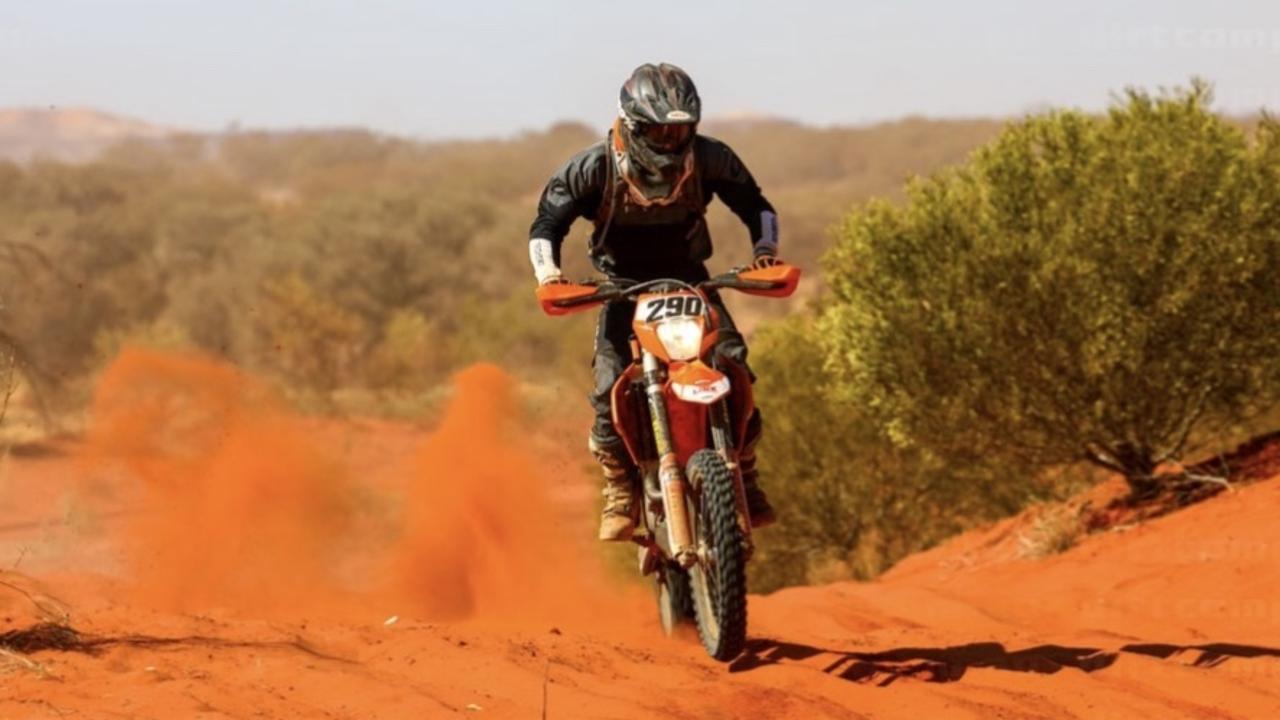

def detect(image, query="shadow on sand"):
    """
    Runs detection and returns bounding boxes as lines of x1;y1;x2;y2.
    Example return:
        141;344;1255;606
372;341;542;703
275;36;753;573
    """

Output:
730;637;1280;686
730;638;1117;685
1121;642;1280;668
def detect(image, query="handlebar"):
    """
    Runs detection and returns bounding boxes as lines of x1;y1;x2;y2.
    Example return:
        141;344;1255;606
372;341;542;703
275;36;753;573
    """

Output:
536;263;802;317
703;273;796;292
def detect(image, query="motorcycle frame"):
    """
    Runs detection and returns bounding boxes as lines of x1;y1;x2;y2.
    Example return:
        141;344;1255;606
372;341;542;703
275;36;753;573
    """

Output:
620;346;755;571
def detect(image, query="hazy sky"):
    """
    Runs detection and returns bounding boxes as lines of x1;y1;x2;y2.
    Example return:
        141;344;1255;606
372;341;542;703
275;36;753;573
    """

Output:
3;0;1280;138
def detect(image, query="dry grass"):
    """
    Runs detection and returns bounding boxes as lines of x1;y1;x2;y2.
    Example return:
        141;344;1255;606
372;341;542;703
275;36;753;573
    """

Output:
0;348;14;427
0;571;74;677
1017;503;1086;559
0;645;51;676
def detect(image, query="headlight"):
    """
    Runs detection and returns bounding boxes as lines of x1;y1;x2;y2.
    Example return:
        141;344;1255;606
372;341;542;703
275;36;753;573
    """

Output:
655;317;703;360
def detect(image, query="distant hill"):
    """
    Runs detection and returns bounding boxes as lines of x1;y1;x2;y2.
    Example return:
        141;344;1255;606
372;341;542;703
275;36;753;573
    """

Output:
0;107;173;162
702;111;800;131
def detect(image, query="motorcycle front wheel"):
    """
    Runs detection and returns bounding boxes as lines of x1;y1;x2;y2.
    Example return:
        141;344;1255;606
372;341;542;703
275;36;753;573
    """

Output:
655;561;695;636
685;449;747;661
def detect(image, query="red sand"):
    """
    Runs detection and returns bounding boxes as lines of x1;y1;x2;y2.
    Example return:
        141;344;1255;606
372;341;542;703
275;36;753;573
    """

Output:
2;351;1278;719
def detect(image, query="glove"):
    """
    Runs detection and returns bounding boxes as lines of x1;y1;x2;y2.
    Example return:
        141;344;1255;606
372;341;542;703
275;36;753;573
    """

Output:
539;274;571;286
750;253;781;270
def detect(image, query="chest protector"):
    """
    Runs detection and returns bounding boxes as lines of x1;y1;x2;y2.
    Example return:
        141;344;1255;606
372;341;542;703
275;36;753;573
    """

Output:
592;131;711;266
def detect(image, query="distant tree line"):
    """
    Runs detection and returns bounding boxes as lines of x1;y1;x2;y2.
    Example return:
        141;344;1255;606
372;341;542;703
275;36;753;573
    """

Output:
0;116;1001;414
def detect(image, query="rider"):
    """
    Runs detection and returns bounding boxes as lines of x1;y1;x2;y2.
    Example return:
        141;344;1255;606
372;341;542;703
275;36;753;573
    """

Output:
529;62;781;541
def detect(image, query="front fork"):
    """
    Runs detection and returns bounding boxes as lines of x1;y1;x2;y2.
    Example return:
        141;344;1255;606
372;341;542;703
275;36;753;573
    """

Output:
642;351;754;569
710;398;754;552
642;351;698;568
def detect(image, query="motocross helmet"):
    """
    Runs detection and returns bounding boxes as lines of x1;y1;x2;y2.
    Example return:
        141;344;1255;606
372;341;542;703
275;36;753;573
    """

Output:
615;63;700;201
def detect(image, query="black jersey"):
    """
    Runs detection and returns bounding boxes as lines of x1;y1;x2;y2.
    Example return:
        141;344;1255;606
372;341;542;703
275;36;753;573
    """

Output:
529;134;778;280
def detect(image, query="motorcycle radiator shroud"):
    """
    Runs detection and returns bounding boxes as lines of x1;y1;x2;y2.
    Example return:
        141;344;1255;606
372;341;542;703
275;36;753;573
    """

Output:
610;358;755;471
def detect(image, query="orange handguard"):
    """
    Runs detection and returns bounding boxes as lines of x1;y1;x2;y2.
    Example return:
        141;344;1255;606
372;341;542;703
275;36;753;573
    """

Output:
735;263;802;297
535;283;604;316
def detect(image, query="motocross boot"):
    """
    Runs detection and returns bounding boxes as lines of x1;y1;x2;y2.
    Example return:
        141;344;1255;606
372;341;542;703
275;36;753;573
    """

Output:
589;434;637;541
740;410;776;528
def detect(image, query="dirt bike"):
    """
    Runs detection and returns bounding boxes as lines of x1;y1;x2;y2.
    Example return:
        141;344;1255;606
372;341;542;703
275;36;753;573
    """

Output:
536;263;801;661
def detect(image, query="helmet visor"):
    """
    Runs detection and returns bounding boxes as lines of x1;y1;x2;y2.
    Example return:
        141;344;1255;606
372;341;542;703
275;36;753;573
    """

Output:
636;123;694;153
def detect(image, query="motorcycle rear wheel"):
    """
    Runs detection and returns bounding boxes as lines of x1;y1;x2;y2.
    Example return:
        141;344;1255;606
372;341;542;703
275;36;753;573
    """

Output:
685;449;747;661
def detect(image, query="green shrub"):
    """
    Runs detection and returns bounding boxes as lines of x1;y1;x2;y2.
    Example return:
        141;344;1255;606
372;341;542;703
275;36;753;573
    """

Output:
750;315;1043;592
821;81;1280;496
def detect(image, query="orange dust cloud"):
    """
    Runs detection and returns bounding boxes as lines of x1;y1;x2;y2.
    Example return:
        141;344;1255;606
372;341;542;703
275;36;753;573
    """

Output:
82;349;351;614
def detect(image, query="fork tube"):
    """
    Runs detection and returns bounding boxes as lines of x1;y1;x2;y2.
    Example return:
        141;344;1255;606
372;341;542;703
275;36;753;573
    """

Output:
712;399;753;539
643;351;695;565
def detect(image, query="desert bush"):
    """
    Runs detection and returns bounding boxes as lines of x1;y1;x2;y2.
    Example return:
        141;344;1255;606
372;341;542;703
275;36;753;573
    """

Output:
92;321;192;369
821;81;1280;496
366;310;447;390
750;315;1044;592
252;273;366;393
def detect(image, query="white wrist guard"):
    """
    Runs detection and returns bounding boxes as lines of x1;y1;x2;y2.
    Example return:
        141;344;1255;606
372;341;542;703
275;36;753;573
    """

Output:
529;238;562;284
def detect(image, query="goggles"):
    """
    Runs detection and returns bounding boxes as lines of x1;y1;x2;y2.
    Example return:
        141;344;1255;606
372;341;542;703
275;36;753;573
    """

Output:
636;122;694;152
